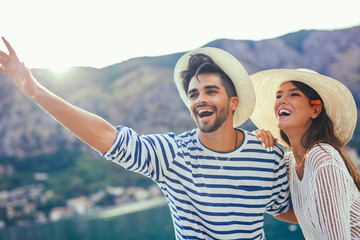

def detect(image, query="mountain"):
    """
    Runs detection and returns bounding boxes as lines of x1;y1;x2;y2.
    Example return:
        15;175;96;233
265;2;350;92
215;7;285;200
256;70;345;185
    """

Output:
0;25;360;160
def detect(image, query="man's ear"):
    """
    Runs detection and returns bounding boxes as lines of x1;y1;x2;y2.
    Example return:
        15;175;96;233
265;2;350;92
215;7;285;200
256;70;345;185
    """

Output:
311;105;322;119
230;96;239;111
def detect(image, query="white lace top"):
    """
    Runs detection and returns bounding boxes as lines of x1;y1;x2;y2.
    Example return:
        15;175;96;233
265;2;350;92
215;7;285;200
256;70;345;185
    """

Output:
286;143;360;239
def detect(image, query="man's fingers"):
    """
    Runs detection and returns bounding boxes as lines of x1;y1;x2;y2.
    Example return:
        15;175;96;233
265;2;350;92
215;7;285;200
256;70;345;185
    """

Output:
0;66;8;74
0;50;10;62
2;37;19;60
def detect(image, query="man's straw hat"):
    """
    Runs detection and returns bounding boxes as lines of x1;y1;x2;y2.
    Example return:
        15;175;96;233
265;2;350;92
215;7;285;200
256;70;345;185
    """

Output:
174;47;255;127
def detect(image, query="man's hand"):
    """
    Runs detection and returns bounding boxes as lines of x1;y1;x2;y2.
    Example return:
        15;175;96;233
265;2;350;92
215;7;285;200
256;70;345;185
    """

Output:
0;37;39;99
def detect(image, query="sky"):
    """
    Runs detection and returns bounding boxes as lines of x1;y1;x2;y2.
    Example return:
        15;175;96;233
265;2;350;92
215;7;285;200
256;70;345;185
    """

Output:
1;0;360;72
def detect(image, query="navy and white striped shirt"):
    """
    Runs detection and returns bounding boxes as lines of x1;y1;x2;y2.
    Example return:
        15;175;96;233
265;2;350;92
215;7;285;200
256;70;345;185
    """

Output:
103;126;290;240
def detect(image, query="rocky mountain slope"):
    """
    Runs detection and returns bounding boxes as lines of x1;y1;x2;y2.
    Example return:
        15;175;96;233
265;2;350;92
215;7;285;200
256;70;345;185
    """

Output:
0;25;359;159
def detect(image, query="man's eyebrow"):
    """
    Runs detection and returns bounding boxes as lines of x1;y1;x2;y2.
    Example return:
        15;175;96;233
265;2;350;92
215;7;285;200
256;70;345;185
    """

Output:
204;85;220;90
188;85;220;95
188;88;198;95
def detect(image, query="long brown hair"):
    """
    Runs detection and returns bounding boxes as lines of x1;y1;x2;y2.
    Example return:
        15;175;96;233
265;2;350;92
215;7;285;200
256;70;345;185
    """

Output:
280;81;360;190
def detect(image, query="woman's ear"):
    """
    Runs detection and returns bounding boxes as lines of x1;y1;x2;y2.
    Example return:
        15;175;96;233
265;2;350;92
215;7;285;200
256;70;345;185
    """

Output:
311;104;322;119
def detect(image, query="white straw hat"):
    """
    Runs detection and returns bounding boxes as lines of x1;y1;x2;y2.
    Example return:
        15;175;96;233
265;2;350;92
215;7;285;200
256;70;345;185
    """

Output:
174;47;255;127
250;69;357;145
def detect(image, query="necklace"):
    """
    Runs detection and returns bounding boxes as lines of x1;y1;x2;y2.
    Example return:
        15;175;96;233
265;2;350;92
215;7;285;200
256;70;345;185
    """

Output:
215;129;238;170
295;149;309;170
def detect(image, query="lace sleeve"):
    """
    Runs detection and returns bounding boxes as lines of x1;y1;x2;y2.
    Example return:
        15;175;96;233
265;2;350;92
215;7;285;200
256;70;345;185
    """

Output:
314;162;351;239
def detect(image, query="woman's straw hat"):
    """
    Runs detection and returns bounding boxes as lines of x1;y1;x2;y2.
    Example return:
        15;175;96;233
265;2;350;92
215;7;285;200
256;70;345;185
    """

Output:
250;68;357;145
174;47;255;127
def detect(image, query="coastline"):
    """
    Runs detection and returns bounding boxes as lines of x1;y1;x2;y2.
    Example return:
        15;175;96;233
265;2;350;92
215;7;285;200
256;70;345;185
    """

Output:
87;197;168;220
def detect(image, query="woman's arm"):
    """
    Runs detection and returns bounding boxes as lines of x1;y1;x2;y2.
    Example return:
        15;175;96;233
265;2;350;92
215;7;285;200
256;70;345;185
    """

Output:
275;208;298;224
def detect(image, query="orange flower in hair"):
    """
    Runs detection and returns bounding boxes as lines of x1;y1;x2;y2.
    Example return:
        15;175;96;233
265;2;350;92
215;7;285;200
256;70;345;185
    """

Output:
310;99;322;107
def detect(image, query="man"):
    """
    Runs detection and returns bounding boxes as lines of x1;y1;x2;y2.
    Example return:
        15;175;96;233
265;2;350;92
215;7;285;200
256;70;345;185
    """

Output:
0;37;291;239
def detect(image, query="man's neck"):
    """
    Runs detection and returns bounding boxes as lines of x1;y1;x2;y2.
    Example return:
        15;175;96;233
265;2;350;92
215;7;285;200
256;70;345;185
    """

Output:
198;125;243;152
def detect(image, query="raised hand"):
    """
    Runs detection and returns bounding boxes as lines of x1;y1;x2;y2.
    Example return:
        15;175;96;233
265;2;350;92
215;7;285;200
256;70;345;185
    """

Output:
0;37;40;99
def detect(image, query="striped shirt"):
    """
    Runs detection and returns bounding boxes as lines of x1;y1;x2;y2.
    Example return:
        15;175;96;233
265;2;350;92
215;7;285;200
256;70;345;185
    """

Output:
102;126;290;240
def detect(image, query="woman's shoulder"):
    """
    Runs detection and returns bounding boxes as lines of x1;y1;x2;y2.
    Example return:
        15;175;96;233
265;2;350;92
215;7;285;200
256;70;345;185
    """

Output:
306;143;343;170
309;143;336;154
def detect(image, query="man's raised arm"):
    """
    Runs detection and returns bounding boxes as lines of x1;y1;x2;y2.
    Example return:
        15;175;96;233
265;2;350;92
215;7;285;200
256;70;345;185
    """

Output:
0;37;118;154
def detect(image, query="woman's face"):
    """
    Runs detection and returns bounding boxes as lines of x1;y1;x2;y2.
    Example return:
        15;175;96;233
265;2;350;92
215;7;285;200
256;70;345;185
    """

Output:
274;81;319;137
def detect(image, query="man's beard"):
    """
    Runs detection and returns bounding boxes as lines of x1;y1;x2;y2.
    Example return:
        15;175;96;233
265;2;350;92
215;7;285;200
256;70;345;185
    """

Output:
195;105;230;133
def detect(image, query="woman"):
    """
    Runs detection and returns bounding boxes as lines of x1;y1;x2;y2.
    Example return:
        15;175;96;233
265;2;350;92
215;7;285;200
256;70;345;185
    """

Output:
250;68;360;239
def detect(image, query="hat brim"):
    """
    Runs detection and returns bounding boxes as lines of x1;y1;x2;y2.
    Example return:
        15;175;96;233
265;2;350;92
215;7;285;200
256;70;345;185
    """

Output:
174;47;255;127
250;69;357;145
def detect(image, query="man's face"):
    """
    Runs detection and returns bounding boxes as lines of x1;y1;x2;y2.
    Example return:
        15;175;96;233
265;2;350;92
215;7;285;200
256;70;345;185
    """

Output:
187;73;237;133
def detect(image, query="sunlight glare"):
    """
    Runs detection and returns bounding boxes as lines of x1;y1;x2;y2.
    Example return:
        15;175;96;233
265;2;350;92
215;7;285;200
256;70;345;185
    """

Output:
48;65;71;75
3;0;360;70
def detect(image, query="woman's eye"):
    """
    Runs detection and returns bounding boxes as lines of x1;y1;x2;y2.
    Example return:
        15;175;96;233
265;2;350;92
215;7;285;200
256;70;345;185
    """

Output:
276;95;281;99
291;93;300;97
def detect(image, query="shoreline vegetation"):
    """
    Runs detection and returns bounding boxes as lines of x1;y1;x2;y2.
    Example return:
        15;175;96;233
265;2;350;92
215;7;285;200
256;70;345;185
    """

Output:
0;196;168;231
0;150;160;229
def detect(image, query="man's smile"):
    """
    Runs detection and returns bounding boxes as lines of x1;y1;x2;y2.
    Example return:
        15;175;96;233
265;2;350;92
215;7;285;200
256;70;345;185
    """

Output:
197;108;214;118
